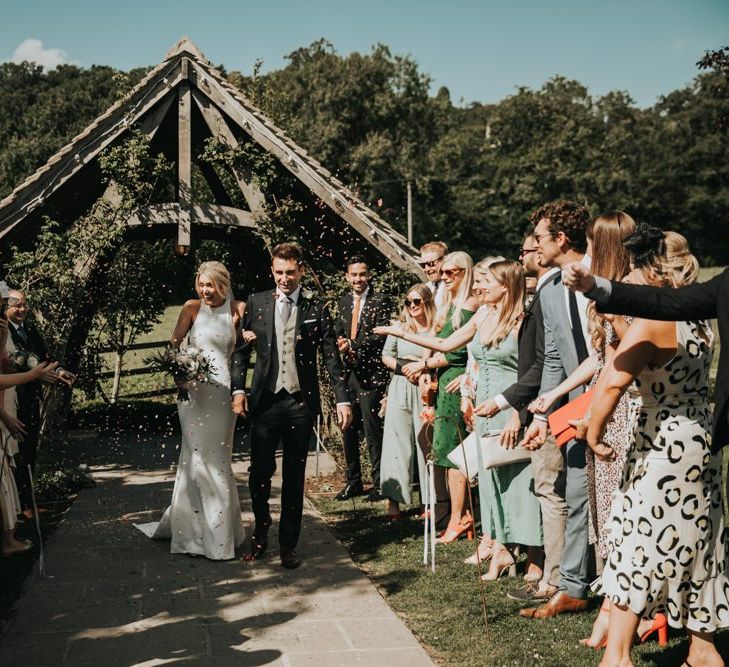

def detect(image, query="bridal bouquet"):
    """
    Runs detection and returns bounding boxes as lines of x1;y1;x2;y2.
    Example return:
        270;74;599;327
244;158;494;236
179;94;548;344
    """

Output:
144;346;217;402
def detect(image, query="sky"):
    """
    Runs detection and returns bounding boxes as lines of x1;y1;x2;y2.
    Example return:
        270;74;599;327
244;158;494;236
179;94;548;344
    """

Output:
1;0;727;108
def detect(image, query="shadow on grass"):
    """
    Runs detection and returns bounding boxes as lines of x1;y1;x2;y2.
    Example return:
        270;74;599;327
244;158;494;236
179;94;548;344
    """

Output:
312;492;729;667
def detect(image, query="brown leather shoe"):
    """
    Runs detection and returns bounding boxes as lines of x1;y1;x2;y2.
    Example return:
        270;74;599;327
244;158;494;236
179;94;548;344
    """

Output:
519;590;588;618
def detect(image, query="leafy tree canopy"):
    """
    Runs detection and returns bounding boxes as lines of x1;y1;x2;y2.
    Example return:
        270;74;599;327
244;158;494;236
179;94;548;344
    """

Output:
1;42;727;264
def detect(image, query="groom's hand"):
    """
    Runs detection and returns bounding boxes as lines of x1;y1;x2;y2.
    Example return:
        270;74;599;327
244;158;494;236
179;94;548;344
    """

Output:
232;393;248;417
336;404;352;431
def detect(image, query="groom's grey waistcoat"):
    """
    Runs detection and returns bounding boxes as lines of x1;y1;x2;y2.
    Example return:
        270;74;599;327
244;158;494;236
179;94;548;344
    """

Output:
265;302;301;394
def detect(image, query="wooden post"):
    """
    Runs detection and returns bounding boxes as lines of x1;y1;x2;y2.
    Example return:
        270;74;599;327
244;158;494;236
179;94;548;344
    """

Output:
407;181;413;246
110;350;124;404
177;58;192;249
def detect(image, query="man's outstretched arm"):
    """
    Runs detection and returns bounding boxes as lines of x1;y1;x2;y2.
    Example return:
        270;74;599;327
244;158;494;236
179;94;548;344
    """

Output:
563;263;725;322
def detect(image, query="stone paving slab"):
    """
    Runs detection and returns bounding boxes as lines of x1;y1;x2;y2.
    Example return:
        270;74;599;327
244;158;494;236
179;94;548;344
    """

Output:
0;441;435;667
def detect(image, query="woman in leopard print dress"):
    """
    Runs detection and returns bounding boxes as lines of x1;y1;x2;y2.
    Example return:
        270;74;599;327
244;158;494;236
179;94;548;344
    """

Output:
587;230;728;667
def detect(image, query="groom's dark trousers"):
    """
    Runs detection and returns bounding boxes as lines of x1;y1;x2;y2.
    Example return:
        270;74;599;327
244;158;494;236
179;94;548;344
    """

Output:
249;390;312;550
232;288;349;552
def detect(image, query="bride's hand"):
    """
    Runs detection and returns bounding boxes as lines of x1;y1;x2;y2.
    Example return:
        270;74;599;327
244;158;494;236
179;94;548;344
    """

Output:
242;330;257;344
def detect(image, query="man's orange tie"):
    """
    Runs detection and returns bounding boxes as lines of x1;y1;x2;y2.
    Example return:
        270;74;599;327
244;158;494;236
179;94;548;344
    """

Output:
350;295;361;340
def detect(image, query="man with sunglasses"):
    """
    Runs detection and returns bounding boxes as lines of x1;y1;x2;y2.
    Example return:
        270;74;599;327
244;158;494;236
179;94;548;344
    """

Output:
418;241;448;309
334;256;393;502
517;200;594;620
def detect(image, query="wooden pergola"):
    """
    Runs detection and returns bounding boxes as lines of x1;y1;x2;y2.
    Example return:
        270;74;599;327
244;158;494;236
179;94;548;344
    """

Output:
0;37;421;276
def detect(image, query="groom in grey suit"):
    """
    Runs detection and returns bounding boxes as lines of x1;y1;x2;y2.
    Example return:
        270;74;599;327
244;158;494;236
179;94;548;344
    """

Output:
519;200;594;618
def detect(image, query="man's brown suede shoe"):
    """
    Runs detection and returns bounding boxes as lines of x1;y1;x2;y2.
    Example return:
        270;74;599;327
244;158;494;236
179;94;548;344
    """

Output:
519;590;589;618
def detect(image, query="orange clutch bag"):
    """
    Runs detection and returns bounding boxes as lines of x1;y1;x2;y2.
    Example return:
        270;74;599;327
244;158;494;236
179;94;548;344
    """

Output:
547;388;594;447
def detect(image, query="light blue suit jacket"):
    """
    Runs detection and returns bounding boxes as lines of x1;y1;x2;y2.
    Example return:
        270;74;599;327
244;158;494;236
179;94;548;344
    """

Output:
539;270;584;407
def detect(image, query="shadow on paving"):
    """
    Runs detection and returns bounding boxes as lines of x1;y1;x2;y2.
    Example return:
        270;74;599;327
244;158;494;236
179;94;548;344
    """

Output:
0;418;433;667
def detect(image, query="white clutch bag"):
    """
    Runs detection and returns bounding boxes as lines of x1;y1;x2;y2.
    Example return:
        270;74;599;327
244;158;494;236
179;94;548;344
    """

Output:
447;431;531;481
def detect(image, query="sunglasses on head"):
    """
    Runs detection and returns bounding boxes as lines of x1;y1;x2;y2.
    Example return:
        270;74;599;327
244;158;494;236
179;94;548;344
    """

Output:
404;297;423;307
440;267;464;279
418;257;443;269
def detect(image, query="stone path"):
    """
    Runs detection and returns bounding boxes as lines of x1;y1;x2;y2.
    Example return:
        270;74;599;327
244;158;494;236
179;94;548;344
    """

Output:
0;431;434;666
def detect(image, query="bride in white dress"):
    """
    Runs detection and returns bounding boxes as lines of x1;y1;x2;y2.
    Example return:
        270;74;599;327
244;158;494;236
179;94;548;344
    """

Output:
136;261;245;560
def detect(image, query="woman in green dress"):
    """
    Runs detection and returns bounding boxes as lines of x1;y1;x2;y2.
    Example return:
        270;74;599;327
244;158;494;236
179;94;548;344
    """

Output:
377;251;479;542
379;284;436;518
376;259;543;572
468;260;542;580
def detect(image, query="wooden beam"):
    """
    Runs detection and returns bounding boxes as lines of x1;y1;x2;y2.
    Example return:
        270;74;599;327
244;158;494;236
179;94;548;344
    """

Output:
0;62;183;242
127;203;257;229
187;62;418;272
190;87;266;213
138;92;176;140
177;76;192;247
197;162;233;206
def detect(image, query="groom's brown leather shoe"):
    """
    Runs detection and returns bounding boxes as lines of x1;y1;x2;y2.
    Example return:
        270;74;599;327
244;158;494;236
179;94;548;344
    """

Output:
519;590;588;618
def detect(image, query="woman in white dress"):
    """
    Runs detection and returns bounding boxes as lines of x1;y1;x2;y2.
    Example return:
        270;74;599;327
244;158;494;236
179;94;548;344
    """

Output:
136;262;245;560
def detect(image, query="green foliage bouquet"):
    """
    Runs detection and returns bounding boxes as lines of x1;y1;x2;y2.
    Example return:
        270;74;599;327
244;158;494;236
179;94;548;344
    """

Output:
144;346;217;402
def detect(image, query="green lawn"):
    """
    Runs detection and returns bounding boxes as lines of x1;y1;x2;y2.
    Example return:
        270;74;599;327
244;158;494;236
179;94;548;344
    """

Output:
91;305;182;401
309;492;729;667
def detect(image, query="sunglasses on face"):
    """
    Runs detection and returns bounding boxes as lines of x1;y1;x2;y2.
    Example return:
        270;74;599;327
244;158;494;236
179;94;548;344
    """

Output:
418;257;443;269
440;268;464;279
519;248;537;258
404;298;423;307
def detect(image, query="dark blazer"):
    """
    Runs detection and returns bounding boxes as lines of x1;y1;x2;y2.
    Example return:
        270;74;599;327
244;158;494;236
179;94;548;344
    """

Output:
595;268;729;451
335;289;392;389
231;289;349;418
502;281;547;426
9;319;49;406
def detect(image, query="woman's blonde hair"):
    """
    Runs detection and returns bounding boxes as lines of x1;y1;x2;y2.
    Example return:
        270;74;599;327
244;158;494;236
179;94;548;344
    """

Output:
435;251;474;332
480;259;525;348
655;231;699;288
399;283;436;333
474;255;506;275
587;212;636;350
196;261;231;299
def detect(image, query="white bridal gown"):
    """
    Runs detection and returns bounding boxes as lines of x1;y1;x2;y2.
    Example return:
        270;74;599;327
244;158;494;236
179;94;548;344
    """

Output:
135;298;245;559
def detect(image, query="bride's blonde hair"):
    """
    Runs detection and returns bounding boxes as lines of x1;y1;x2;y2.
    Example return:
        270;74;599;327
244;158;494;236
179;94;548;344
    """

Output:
196;261;231;299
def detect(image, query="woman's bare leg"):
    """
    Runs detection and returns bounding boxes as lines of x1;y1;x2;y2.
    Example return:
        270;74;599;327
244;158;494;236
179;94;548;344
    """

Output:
685;629;724;667
600;603;639;667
